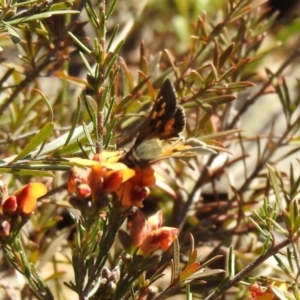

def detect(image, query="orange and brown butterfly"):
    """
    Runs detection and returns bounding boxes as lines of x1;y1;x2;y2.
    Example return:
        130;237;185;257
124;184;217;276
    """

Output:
122;79;215;167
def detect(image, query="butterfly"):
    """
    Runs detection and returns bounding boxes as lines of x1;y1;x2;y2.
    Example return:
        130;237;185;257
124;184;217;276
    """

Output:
122;79;215;167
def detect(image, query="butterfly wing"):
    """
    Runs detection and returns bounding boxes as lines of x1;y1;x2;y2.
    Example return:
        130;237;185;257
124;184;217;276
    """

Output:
134;79;186;146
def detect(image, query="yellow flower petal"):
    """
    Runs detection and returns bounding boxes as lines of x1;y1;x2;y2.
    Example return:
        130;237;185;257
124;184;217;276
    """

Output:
14;183;47;214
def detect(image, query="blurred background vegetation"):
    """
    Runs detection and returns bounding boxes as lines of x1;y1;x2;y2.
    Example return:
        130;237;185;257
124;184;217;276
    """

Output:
1;0;300;299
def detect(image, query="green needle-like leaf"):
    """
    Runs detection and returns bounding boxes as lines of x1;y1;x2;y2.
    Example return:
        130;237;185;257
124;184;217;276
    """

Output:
10;122;54;163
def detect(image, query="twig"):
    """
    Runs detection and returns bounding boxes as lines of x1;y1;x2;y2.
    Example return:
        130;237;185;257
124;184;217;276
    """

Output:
204;238;291;300
227;38;300;130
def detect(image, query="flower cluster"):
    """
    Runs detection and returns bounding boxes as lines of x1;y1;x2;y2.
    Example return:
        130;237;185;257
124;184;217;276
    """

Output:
68;163;134;201
68;154;178;256
67;156;157;209
0;180;47;239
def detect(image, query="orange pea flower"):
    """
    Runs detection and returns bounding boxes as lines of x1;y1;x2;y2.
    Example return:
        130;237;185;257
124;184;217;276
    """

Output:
2;182;47;215
128;210;178;256
249;281;288;300
116;167;156;207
